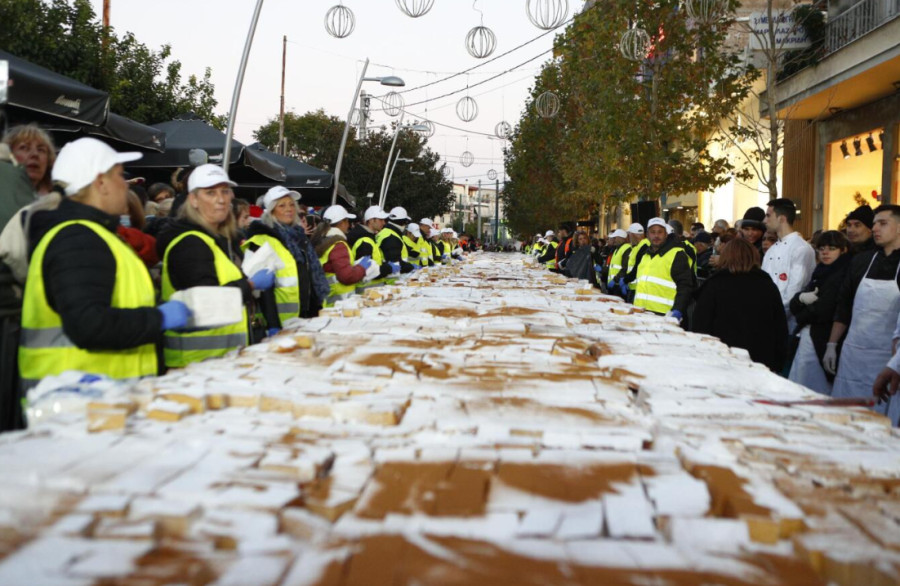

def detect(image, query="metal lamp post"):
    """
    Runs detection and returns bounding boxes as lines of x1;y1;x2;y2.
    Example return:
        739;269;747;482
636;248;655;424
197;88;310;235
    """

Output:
331;59;405;205
378;115;429;207
381;155;414;208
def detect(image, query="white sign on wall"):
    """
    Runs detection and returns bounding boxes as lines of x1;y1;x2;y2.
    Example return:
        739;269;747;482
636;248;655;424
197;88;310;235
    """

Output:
748;10;812;50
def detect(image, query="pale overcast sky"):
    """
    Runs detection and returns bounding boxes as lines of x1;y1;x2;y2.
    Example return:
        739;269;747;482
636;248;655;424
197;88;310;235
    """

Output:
87;0;578;186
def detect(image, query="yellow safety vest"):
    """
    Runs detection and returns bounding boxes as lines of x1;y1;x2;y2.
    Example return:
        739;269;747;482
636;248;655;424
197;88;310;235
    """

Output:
403;234;421;266
544;241;559;269
533;242;544;257
608;243;632;286
683;240;697;273
440;240;453;264
375;227;409;262
241;234;300;324
318;240;358;307
19;220;158;389
416;236;432;267
351;234;391;290
627;239;650;290
162;231;249;368
634;246;685;315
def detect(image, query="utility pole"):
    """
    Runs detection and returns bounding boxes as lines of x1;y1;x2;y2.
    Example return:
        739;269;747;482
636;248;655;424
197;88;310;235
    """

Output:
476;180;482;241
358;90;370;140
278;35;286;155
495;178;500;243
102;0;110;28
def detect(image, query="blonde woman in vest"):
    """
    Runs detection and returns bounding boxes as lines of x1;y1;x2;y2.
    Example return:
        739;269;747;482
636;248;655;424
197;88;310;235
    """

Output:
311;205;373;307
242;186;330;327
156;165;275;368
19;138;190;390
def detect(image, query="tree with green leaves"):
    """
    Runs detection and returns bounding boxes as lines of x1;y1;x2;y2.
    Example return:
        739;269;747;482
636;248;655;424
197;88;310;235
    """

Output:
504;0;753;236
0;0;224;128
254;111;454;219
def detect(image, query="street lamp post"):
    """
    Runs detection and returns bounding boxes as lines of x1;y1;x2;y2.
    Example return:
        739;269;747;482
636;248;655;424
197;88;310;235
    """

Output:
382;154;413;209
331;59;405;206
223;0;265;173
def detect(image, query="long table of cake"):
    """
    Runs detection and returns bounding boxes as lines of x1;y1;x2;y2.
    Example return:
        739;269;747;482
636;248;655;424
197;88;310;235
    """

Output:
1;253;898;586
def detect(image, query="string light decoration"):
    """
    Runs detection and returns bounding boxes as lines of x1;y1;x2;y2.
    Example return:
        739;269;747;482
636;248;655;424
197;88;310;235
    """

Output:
457;96;479;122
526;0;569;30
535;91;560;118
325;4;356;38
466;25;497;59
495;121;512;139
383;92;405;117
417;120;436;137
442;165;453;178
487;169;498;180
460;151;475;167
620;27;651;62
685;0;727;24
395;0;435;17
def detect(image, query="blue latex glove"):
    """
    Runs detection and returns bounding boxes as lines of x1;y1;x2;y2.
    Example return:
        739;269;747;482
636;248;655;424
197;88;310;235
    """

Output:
442;254;450;262
249;269;276;291
593;264;603;273
666;310;683;322
357;255;373;270
618;279;629;297
158;300;191;330
389;262;401;274
266;327;281;338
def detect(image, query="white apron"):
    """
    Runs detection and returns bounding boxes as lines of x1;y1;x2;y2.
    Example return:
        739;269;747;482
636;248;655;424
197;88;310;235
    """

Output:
832;255;900;423
788;325;832;395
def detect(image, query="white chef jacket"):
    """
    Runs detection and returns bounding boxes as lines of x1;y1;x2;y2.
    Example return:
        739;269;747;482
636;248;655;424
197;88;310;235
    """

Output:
762;231;816;332
888;312;900;373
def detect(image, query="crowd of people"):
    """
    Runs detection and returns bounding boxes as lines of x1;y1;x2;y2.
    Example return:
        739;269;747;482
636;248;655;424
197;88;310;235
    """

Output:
0;127;469;431
525;199;900;425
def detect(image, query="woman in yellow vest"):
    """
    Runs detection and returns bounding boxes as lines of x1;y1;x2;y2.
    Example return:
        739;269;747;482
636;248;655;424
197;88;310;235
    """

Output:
404;223;424;267
19;138;190;389
156;164;275;368
241;186;330;328
311;205;373;307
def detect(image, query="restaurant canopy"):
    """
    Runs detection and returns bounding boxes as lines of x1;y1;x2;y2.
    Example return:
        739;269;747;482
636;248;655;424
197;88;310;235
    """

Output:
235;142;343;206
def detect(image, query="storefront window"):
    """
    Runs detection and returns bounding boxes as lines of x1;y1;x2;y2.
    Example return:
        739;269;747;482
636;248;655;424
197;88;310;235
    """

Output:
825;129;884;228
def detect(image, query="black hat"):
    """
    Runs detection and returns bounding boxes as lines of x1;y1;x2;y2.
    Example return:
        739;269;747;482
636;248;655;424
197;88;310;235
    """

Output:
693;231;713;244
741;207;766;230
846;205;874;229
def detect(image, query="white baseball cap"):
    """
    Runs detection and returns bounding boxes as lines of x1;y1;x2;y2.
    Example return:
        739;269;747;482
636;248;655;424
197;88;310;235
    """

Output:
323;204;356;224
610;229;627;239
627;222;645;234
388;206;410;221
188;163;237;192
263;185;301;211
52;137;142;196
420;218;436;228
665;223;674;235
440;227;454;234
647;218;667;231
544;230;555;237
364;205;390;222
407;223;421;238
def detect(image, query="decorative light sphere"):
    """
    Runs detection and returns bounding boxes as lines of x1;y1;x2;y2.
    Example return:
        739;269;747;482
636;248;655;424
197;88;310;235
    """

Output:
395;0;435;18
620;27;651;62
465;25;497;59
685;0;727;24
383;91;404;117
417;120;436;138
487;169;498;180
350;108;362;126
460;151;475;167
526;0;569;30
325;5;356;39
456;96;479;122
442;165;453;178
494;121;512;139
535;91;560;119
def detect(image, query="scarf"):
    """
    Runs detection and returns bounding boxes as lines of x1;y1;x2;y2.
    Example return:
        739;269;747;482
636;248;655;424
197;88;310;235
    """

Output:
273;221;309;264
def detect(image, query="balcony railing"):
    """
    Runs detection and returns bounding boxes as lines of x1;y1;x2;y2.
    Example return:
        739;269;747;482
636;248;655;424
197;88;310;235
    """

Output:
825;0;900;55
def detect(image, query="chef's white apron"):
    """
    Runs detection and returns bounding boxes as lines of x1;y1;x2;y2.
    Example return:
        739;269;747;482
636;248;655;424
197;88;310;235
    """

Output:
832;255;900;424
788;325;832;395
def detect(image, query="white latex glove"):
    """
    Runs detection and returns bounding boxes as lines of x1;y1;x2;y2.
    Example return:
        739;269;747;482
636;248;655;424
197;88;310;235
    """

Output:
799;287;818;305
823;342;838;374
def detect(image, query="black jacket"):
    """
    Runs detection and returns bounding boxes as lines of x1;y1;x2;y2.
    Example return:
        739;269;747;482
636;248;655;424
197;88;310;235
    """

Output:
347;224;392;279
691;267;788;372
27;198;162;351
789;254;851;380
627;237;695;314
378;223;414;273
563;245;599;286
244;221;311;323
696;247;714;280
834;247;900;325
537;239;558;265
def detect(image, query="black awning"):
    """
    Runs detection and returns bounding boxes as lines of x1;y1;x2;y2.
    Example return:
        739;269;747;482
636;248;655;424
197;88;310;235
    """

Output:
130;115;285;183
242;143;333;190
45;113;166;152
0;50;109;126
